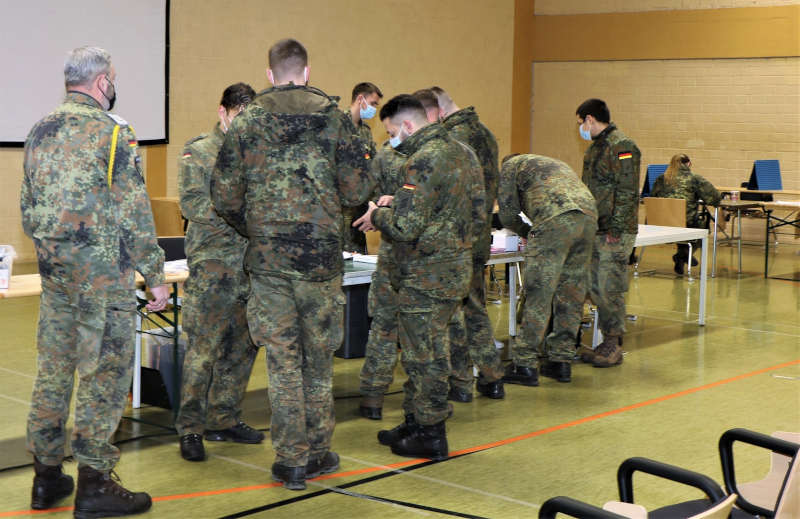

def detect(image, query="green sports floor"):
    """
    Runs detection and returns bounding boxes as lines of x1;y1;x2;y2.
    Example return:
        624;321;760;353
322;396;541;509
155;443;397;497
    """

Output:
1;242;798;518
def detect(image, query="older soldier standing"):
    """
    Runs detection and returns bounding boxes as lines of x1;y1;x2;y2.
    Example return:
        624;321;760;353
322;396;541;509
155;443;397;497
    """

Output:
356;95;478;460
498;155;597;384
429;87;505;401
176;83;263;462
342;82;382;254
211;39;373;491
576;99;641;367
21;46;167;517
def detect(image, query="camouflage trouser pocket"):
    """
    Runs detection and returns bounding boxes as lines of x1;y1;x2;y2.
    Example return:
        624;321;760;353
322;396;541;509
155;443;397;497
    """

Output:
328;290;346;352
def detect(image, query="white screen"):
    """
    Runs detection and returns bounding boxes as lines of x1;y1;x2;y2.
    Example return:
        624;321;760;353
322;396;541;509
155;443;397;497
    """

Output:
0;0;167;144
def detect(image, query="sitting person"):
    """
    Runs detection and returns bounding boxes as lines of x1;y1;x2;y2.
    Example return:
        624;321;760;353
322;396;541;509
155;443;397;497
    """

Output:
652;154;721;274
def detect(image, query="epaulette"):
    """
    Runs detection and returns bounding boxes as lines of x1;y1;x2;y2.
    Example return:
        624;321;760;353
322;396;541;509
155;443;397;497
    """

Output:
106;113;129;126
185;133;208;147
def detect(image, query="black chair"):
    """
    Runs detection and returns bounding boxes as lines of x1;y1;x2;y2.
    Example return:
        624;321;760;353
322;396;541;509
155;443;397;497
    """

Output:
157;236;186;261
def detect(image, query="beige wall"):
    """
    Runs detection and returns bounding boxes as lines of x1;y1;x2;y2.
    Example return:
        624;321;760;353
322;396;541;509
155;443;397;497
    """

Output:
535;0;800;15
1;0;515;262
531;58;800;190
531;57;800;241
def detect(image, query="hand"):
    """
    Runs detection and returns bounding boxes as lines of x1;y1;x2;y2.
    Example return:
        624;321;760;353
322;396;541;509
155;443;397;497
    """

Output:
605;234;620;244
146;284;170;312
353;201;379;232
377;195;394;207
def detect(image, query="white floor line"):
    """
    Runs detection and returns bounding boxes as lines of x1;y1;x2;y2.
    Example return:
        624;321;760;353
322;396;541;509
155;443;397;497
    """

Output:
0;365;35;379
340;454;541;510
0;392;31;405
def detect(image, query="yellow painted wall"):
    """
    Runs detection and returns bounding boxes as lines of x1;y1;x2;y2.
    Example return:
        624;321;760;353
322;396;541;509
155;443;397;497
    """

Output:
1;0;515;262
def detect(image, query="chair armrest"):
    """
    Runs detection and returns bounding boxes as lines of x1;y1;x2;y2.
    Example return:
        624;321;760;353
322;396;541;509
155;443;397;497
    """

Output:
617;457;726;505
718;428;800;517
539;497;629;519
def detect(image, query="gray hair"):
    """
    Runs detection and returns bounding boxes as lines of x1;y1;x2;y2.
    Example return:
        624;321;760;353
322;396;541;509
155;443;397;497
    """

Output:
64;46;112;87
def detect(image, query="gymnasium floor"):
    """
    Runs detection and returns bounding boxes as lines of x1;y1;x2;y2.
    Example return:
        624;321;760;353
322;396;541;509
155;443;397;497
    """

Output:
1;242;798;518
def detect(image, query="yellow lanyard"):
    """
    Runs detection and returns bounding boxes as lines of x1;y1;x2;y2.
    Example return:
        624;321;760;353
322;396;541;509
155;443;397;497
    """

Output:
107;124;120;187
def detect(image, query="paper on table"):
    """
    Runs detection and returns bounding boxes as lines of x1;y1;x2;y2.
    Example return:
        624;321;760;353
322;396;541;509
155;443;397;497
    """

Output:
352;253;378;264
164;259;188;273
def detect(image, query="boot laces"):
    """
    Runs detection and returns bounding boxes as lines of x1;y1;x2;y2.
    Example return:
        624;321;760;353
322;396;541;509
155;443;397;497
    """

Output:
100;470;134;499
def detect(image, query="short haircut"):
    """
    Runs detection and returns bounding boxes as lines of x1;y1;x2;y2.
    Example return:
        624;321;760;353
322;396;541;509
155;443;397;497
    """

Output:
351;82;383;103
220;82;256;110
429;86;454;110
379;95;427;122
412;89;439;112
64;46;111;87
268;38;308;79
501;153;521;165
576;98;610;124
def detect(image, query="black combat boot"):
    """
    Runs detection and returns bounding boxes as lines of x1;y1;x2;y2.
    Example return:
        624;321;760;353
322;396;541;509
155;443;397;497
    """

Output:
447;385;473;403
475;375;505;399
305;451;340;479
358;394;383;420
502;363;539;386
73;466;151;519
271;463;306;491
390;421;448;461
540;361;572;383
378;413;418;446
31;457;74;510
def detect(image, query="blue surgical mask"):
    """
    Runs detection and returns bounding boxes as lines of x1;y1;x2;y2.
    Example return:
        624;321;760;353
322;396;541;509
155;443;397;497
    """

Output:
389;127;406;148
579;123;592;141
360;101;376;120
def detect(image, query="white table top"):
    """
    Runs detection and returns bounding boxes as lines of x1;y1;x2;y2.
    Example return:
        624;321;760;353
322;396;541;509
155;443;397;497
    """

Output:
635;225;707;247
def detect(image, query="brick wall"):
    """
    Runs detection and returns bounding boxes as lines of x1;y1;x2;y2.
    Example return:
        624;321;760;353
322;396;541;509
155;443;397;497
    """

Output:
531;57;800;242
535;0;800;15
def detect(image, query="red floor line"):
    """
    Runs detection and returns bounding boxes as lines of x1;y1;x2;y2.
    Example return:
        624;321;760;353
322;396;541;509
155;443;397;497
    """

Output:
3;358;798;517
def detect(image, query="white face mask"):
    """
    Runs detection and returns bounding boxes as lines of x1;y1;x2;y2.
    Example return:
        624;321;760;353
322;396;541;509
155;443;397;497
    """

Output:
389;125;407;148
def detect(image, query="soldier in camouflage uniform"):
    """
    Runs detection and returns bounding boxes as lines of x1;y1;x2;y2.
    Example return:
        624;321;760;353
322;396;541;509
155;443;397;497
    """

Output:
356;95;479;460
430;87;505;401
576;99;641;368
342;82;382;253
21;46;167;517
210;39;373;491
651;153;721;274
357;141;408;419
498;154;597;384
176;83;262;463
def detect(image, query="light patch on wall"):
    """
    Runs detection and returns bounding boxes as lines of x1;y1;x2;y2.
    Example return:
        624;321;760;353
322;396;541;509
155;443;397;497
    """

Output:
535;0;800;15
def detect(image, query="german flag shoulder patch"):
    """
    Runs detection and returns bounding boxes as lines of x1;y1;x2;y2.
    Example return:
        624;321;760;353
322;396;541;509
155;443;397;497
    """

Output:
402;183;416;191
618;151;633;160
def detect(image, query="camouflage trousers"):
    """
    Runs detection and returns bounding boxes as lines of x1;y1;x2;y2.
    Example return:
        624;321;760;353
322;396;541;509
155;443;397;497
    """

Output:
590;232;637;337
27;281;136;471
397;258;470;425
247;273;344;467
448;262;504;391
176;260;257;436
359;248;400;398
514;211;596;366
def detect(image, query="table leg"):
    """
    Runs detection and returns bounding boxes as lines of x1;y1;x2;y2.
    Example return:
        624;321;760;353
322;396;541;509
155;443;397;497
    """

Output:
737;208;743;273
764;210;770;278
171;283;180;418
699;235;707;326
133;309;142;409
711;207;719;278
508;262;517;337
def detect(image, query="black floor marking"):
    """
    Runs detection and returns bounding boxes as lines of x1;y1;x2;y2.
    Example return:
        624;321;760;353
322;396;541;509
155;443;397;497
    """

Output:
219;454;489;518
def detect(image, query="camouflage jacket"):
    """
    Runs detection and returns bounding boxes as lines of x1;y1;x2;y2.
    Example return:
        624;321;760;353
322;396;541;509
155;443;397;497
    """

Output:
370;141;408;201
21;92;164;293
499;154;597;238
341;111;377;253
581;123;641;237
441;106;498;261
179;123;247;267
371;123;481;274
651;164;721;228
211;84;374;281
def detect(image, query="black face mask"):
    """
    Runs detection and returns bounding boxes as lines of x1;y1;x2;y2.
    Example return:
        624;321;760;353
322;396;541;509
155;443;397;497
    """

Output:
101;75;116;111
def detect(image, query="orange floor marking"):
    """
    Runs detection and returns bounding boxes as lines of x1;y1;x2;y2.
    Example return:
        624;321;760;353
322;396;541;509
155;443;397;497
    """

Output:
3;358;797;517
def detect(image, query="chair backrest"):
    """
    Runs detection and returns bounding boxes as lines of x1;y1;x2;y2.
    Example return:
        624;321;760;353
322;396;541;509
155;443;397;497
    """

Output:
774;453;799;519
689;494;737;519
644;197;687;228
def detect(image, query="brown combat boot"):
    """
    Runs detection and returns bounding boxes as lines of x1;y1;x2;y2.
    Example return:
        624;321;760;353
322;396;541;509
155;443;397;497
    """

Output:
592;335;624;368
576;346;596;363
73;466;151;519
31;457;74;510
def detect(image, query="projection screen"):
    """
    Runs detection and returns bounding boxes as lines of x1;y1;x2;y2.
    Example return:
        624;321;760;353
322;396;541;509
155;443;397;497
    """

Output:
0;0;168;146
